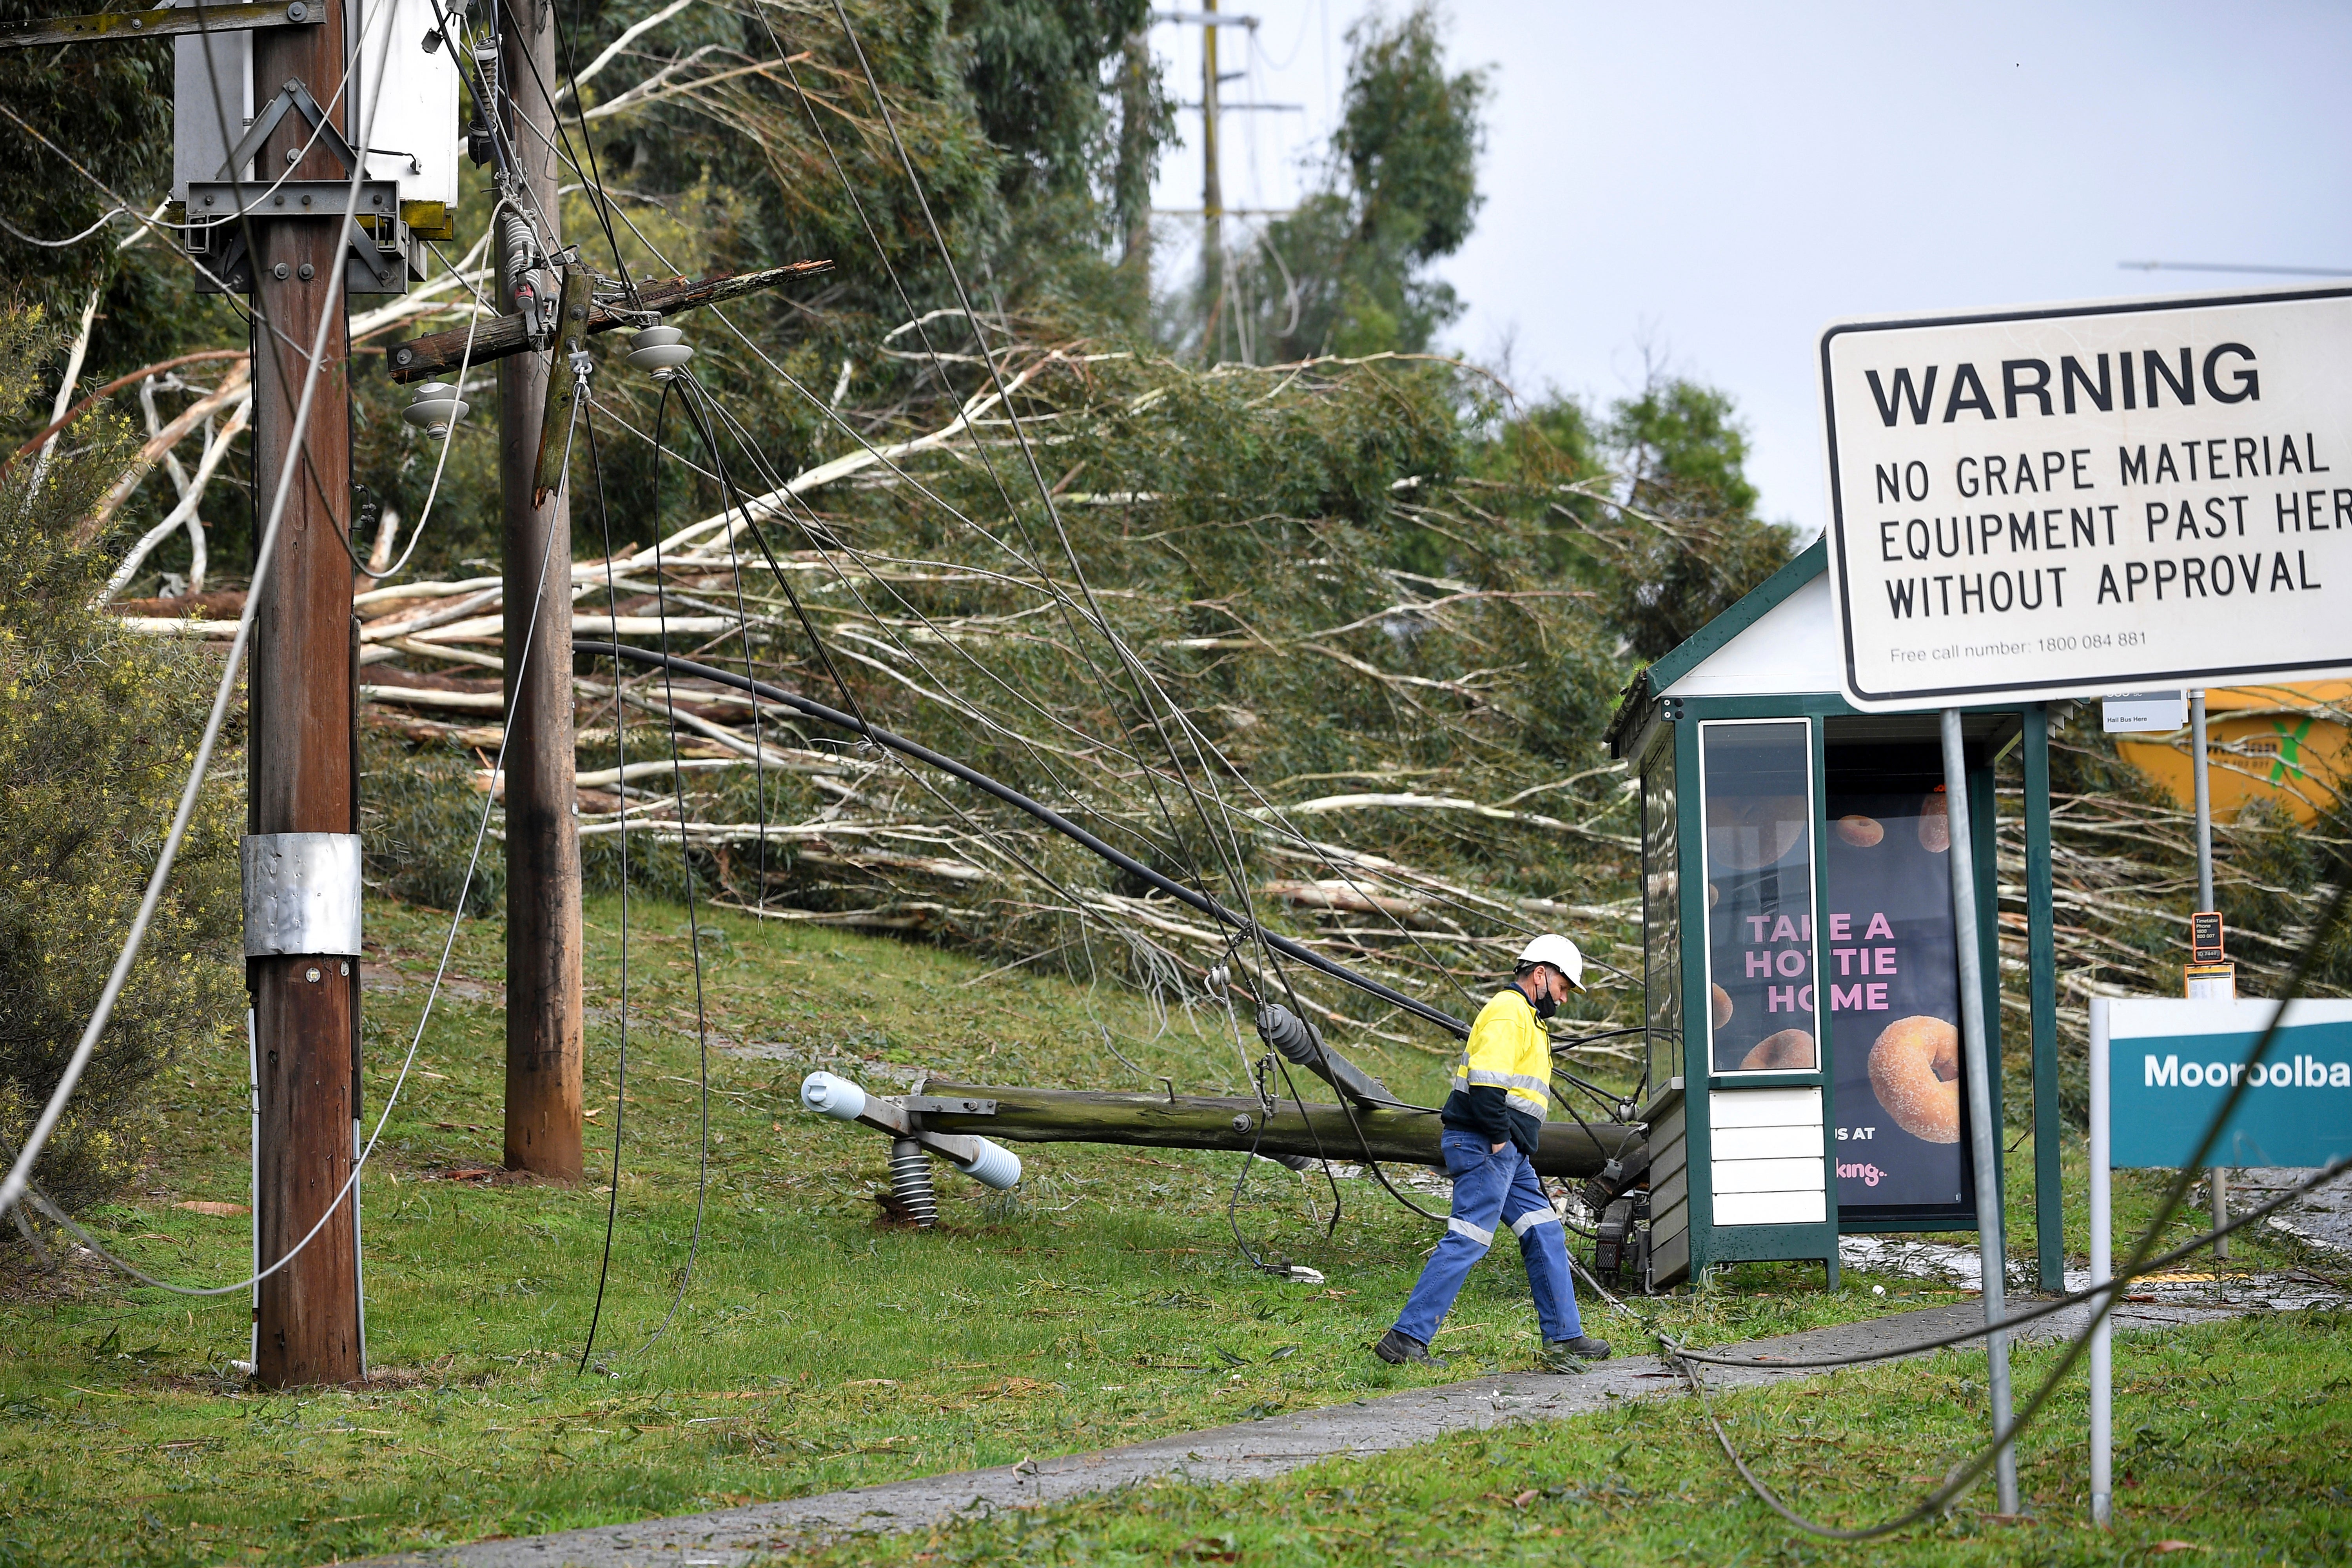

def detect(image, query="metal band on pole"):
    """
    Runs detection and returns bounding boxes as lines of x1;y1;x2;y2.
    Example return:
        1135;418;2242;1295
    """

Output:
1941;707;2019;1515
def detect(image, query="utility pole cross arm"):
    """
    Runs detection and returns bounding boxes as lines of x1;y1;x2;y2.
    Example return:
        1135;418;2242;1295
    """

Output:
0;0;316;49
388;259;832;381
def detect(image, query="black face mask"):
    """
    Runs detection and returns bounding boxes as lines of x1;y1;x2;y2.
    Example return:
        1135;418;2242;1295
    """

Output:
1528;984;1559;1020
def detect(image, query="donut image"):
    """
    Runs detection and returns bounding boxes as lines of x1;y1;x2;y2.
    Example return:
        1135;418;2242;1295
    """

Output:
1868;1015;1961;1143
1740;1028;1815;1070
1707;881;1720;909
1918;792;1951;853
1711;982;1734;1030
1836;814;1884;848
1706;796;1808;870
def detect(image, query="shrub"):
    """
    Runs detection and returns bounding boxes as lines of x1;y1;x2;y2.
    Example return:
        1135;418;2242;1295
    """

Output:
0;307;241;1217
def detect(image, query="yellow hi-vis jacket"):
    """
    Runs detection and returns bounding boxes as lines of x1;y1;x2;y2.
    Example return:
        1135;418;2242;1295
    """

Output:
1442;987;1553;1151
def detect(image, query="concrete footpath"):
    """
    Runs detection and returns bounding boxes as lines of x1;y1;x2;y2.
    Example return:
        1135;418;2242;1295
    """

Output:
351;1284;2325;1568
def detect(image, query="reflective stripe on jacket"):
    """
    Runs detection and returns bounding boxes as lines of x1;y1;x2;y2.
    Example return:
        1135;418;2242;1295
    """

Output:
1450;987;1552;1120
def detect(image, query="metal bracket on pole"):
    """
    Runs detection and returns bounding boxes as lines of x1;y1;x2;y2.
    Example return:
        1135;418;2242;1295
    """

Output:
241;832;363;956
0;0;316;49
217;76;362;182
1941;707;2020;1516
182;80;414;296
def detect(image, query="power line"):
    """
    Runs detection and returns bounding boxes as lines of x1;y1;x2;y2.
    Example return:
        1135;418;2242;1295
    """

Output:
626;377;714;1358
2120;260;2352;277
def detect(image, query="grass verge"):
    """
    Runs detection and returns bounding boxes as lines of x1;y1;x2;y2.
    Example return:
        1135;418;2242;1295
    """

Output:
802;1310;2352;1567
0;894;2333;1565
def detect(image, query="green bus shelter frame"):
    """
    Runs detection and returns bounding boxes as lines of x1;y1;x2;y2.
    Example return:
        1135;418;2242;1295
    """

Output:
1608;540;2067;1291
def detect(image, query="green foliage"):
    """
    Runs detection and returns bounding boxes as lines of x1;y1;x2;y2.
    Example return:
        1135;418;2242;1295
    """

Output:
1467;376;1791;669
0;4;169;322
359;734;505;917
955;0;1151;209
0;309;240;1215
1612;378;1760;522
1220;3;1490;362
1335;4;1486;265
1588;378;1795;662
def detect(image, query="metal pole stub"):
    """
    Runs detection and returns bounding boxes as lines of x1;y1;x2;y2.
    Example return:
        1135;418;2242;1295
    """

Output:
241;832;363;956
2089;997;2114;1527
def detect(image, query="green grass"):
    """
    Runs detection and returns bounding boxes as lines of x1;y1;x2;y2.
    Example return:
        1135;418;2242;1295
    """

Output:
800;1311;2352;1567
0;893;2334;1565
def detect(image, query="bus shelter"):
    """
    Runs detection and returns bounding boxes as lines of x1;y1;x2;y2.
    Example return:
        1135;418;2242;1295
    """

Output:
1604;541;2066;1291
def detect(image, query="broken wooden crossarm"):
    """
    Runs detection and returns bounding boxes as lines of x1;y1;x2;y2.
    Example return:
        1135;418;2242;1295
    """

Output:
387;259;834;383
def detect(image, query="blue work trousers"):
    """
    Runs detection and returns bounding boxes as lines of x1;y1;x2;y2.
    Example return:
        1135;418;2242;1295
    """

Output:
1393;1129;1582;1346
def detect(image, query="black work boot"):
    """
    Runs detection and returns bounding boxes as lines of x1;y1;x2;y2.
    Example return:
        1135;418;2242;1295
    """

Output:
1540;1335;1612;1369
1373;1327;1436;1366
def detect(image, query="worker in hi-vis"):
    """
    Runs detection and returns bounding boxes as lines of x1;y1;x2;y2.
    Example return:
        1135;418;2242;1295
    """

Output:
1375;934;1612;1369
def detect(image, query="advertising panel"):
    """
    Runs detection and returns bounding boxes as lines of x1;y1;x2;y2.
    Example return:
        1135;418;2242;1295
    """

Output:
1823;752;1970;1216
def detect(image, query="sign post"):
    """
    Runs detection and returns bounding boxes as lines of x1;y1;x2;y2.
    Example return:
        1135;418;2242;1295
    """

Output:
1940;707;2018;1513
2088;997;2114;1527
2189;691;2229;1253
2087;997;2352;1524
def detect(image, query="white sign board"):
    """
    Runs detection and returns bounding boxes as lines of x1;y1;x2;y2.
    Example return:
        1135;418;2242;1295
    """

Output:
1820;287;2352;711
2099;690;2186;733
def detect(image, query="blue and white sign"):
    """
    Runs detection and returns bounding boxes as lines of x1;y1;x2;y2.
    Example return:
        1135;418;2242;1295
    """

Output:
2088;995;2352;1527
2103;998;2352;1169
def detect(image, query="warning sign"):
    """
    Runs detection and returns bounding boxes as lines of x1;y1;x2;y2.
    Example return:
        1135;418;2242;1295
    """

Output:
1819;286;2352;710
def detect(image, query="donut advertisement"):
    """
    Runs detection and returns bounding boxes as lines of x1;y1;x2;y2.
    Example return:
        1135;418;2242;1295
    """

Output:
1699;720;1818;1075
1822;764;1971;1216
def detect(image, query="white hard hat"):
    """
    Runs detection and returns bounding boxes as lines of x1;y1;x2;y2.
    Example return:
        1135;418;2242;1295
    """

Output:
1515;933;1586;990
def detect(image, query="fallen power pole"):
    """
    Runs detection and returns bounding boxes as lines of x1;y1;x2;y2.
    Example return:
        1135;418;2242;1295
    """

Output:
494;0;584;1181
913;1081;1644;1178
799;1069;1646;1235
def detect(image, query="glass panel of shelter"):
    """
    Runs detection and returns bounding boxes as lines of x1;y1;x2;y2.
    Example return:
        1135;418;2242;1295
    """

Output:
1641;729;1681;1101
1698;720;1818;1076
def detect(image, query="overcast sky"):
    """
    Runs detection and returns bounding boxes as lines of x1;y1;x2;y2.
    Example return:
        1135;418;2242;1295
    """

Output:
1145;2;2352;538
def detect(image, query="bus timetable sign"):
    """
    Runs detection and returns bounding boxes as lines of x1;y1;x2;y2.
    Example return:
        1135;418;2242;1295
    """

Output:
1818;287;2352;711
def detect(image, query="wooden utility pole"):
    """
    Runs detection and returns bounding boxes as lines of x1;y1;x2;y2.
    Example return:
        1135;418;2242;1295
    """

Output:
1116;26;1154;309
496;0;584;1181
248;1;360;1387
1199;0;1223;358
